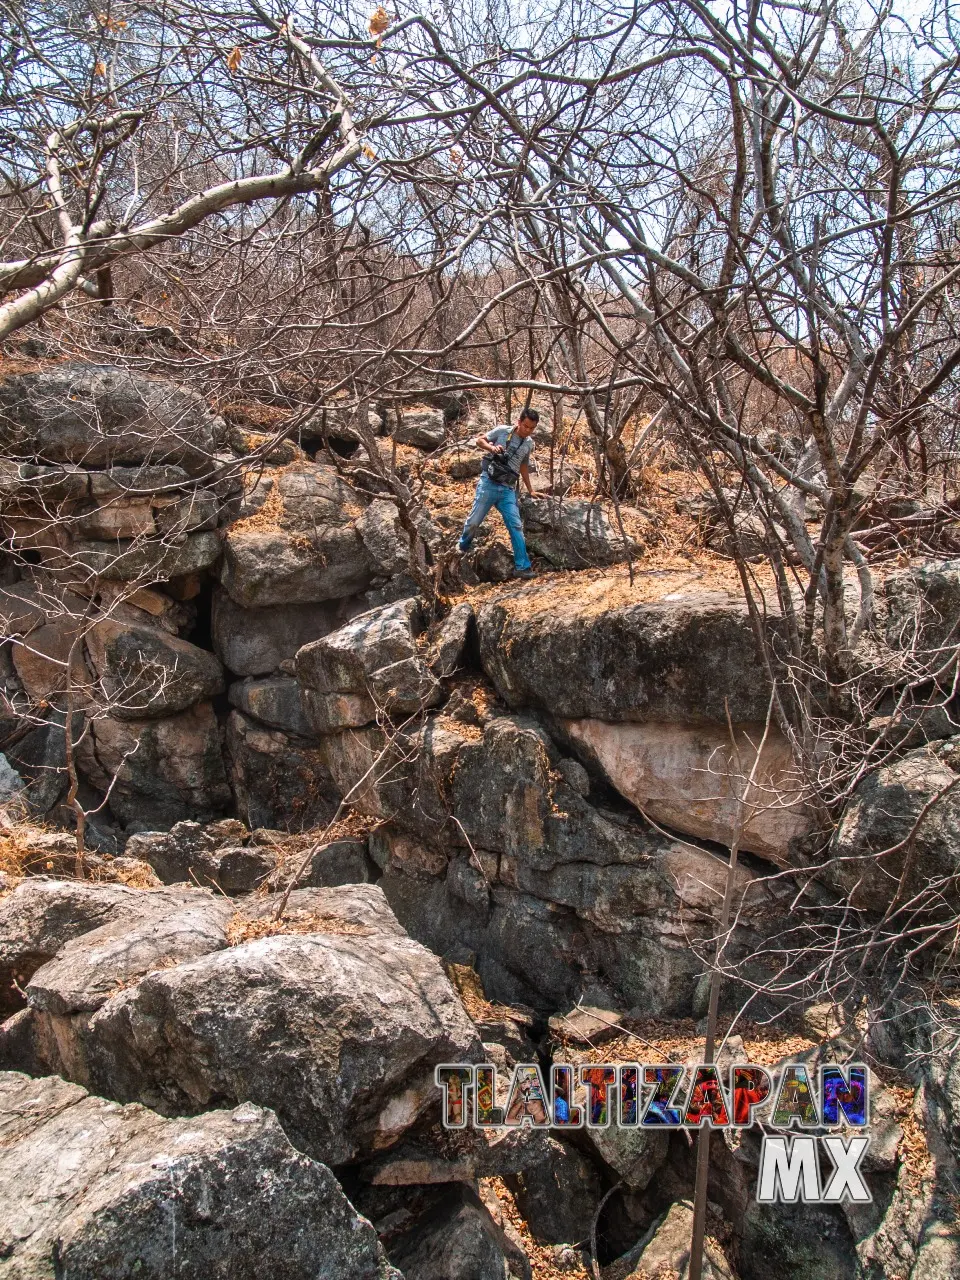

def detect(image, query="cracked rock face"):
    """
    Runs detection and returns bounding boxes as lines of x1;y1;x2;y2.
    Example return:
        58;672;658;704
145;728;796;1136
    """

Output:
5;880;481;1168
0;1070;400;1280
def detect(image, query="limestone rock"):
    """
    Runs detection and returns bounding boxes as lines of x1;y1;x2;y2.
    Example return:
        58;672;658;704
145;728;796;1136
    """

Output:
0;1070;398;1280
220;464;372;606
65;530;221;582
227;674;313;737
65;885;481;1164
562;718;810;865
583;1122;669;1192
884;558;960;657
358;499;413;578
476;577;778;724
520;496;637;568
428;601;475;677
211;588;341;676
393;407;447;450
263;837;372;890
0;364;222;474
221;524;369;607
829;738;960;911
389;1187;531;1279
86;619;224;718
225;710;340;831
25;888;232;1020
0;878;157;1016
509;1136;601;1245
77;701;231;832
298;598;441;732
613;1199;735;1279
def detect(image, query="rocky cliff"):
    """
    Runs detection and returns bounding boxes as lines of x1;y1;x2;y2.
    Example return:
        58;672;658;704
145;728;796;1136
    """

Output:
0;363;958;1278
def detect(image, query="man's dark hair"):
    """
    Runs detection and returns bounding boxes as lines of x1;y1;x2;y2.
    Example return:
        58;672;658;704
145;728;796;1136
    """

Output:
519;407;540;423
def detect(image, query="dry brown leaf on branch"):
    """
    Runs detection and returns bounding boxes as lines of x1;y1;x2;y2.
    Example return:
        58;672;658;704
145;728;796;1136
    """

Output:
226;46;242;73
368;6;391;38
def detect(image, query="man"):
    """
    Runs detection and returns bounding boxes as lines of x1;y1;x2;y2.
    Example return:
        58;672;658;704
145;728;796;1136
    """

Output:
458;407;539;579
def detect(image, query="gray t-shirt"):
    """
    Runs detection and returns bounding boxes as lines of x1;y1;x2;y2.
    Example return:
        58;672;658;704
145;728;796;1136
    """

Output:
481;426;534;483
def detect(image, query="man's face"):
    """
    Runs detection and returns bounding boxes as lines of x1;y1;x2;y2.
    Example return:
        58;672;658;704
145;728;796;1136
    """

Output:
516;415;537;437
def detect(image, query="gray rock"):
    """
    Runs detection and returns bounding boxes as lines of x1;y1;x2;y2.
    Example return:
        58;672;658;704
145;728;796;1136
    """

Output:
885;558;960;657
76;701;231;831
67;885;482;1163
0;751;23;801
358;499;412;578
25;889;233;1018
220;464;373;606
509;1136;600;1245
615;1199;735;1279
393;408;447;450
228;675;314;737
64;530;221;582
389;1187;531;1279
124;819;243;883
583;1121;669;1192
556;757;589;797
428;602;475;677
125;820;277;895
325;713;786;1012
476;578;779;724
0;1070;399;1280
0;364;221;474
220;526;370;607
298;598;441;731
225;710;340;831
520;496;637;568
211;588;341;676
264;837;371;890
86;619;224;718
740;1200;856;1280
829;737;960;911
0;878;156;1016
2;715;68;813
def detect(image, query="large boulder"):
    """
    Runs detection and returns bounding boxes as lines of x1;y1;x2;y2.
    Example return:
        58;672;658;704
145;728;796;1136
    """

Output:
562;718;809;864
884;558;960;658
388;1187;531;1280
211;588;341;676
64;529;221;581
85;619;224;718
76;701;231;831
0;878;159;1016
225;710;340;831
520;496;636;568
325;712;786;1011
393;408;447;451
38;884;481;1164
0;1071;398;1280
220;464;372;606
228;675;314;737
297;598;441;732
828;737;960;911
0;364;222;474
476;576;778;724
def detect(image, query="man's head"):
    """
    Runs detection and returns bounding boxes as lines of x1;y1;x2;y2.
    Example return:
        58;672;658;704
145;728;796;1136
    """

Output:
516;407;539;438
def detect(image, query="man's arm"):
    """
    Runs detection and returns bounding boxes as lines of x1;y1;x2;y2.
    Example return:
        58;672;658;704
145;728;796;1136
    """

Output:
475;433;504;455
519;462;535;496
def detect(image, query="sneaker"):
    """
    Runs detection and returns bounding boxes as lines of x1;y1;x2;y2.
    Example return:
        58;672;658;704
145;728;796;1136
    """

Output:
513;567;537;580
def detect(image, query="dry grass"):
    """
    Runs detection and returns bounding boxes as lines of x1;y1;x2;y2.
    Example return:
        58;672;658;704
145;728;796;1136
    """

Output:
551;1016;818;1066
445;961;531;1024
225;908;373;945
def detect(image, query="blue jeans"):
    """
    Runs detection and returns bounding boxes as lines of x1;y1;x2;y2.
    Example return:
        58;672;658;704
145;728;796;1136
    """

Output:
458;473;531;570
